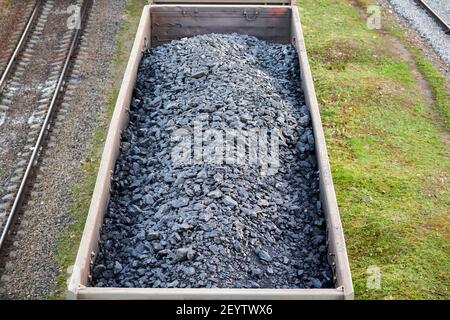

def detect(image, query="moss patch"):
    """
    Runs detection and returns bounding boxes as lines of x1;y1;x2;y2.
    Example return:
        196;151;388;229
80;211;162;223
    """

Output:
0;0;10;24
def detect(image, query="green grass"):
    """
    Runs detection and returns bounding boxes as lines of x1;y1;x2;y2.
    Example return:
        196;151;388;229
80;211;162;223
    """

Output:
299;0;449;299
49;0;148;299
410;48;450;130
0;0;11;24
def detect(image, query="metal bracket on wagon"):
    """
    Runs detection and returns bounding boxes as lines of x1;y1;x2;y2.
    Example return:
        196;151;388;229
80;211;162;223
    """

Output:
244;10;259;21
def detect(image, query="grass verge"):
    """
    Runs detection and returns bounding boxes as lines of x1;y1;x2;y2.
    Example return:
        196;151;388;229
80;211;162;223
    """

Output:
410;48;450;130
49;0;148;299
299;0;449;299
0;0;10;24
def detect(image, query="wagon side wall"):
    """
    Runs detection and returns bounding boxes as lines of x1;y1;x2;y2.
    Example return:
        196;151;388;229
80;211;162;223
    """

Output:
290;7;354;299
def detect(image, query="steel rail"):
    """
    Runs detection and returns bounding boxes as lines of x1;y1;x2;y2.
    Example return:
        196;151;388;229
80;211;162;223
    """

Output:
414;0;450;35
0;1;41;92
0;0;92;250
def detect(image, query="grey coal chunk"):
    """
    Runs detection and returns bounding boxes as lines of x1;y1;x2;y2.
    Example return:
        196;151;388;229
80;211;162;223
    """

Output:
146;230;160;241
167;280;179;288
191;69;209;79
257;199;269;207
171;197;189;208
208;189;223;199
256;250;272;262
309;278;322;288
223;195;238;208
113;261;123;275
91;33;333;290
175;247;196;262
184;267;196;276
149;96;162;106
233;241;241;251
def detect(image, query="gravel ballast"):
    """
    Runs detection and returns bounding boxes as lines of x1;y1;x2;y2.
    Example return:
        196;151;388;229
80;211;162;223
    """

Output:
91;33;333;289
387;0;450;65
425;0;450;25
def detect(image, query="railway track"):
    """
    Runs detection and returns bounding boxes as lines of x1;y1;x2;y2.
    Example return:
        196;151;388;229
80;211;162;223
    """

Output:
0;1;39;86
0;0;92;254
414;0;450;34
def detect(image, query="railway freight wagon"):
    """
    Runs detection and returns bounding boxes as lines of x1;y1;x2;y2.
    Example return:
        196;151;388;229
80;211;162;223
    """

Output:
68;0;354;300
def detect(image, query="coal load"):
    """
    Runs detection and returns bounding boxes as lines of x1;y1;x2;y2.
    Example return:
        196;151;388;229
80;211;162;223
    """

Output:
91;33;333;289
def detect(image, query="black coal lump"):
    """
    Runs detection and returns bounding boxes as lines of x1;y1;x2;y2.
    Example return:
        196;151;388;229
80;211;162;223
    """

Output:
91;33;333;289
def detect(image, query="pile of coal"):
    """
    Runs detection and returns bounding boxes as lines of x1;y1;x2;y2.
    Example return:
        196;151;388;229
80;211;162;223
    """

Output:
91;33;333;289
